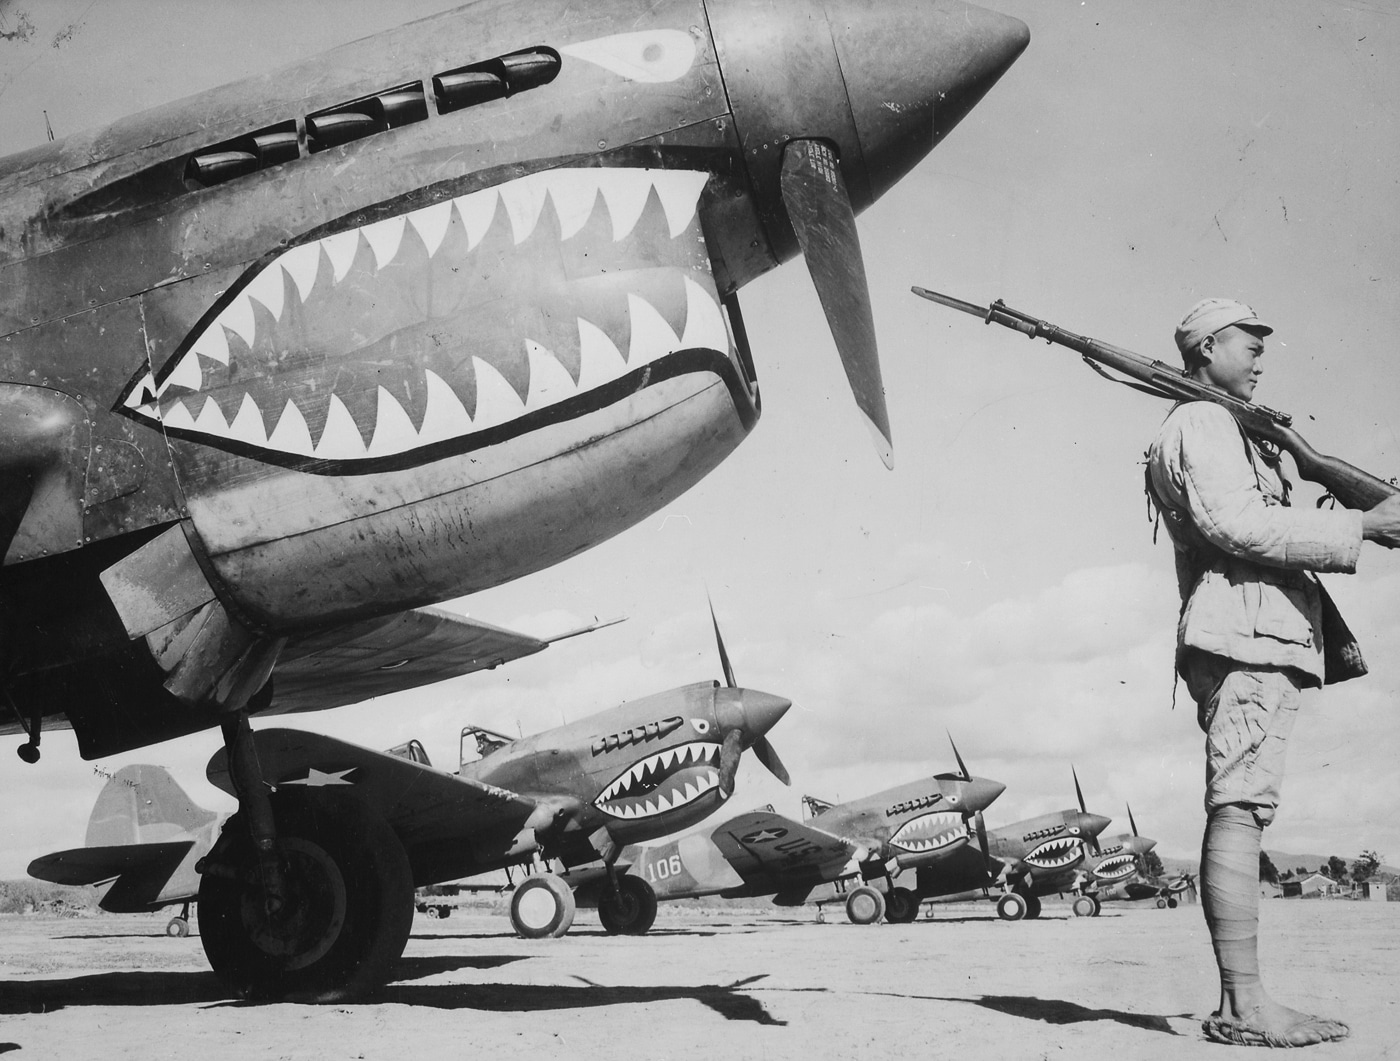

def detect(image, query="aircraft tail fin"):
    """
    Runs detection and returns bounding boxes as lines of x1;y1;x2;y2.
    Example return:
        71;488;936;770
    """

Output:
84;765;217;848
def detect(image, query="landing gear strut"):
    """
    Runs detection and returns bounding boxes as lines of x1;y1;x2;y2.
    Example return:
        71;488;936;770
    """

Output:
197;717;413;1001
6;693;41;762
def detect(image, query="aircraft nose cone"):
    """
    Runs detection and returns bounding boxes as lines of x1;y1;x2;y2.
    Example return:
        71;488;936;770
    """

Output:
738;690;792;739
829;0;1031;203
964;776;1007;811
1081;813;1113;838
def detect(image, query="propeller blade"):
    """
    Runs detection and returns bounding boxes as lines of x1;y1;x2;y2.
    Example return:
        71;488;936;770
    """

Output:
717;728;743;798
948;731;971;782
751;736;791;786
974;810;991;865
1072;767;1101;857
779;138;892;469
708;594;737;689
1127;803;1140;837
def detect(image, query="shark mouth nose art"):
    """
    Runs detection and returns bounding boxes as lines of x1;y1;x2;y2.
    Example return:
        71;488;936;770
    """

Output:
889;812;968;854
594;741;721;820
1024;836;1085;870
118;166;731;473
1092;854;1137;882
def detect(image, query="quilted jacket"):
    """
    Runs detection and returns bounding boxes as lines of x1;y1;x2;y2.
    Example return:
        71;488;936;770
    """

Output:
1147;401;1363;685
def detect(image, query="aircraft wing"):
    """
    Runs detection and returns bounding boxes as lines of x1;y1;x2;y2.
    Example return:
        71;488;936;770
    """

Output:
265;606;552;715
0;607;553;740
207;728;543;880
708;810;858;887
28;841;195;886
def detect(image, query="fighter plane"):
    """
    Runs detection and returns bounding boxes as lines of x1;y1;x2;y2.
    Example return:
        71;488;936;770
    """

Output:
27;764;225;938
1077;805;1160;915
908;768;1113;920
603;741;1007;926
201;609;789;989
1;0;1028;999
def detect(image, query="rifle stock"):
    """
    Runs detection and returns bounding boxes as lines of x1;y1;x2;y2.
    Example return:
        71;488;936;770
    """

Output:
912;286;1397;511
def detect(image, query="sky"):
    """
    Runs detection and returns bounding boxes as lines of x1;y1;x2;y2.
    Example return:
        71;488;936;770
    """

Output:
1;0;1398;881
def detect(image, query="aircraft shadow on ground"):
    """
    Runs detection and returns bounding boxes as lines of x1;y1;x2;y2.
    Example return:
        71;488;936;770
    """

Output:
932;994;1185;1035
0;955;527;1014
358;972;784;1025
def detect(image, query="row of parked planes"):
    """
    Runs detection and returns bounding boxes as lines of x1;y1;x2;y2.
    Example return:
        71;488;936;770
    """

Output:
31;608;1195;946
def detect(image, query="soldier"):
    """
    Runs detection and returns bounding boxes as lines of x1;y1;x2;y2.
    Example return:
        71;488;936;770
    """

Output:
1146;298;1400;1048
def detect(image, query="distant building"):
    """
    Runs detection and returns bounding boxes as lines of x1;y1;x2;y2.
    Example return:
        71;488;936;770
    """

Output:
1279;873;1342;899
1361;880;1389;902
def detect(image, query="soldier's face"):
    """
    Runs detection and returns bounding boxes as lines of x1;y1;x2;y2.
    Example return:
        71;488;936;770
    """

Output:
1201;325;1265;401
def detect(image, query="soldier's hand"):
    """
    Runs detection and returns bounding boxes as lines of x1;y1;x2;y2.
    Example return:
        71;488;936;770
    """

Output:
1361;494;1400;549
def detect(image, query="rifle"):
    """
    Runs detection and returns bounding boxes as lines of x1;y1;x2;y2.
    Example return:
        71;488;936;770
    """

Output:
911;287;1397;511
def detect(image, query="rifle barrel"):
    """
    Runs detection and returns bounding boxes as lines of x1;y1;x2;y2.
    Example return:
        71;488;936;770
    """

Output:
911;286;987;320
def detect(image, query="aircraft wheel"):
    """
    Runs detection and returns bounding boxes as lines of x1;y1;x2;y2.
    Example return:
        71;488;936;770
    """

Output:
1091;897;1102;917
510;875;576;939
165;917;190;938
1156;897;1168;909
598;875;657;936
198;792;414;1002
845;885;885;925
425;905;441;919
996;892;1028;921
1071;895;1097;918
884;887;920;924
815;908;826;924
1167;897;1179;909
1023;894;1042;919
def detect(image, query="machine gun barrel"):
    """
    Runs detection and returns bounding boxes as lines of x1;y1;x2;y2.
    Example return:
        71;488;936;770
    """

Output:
912;286;1397;511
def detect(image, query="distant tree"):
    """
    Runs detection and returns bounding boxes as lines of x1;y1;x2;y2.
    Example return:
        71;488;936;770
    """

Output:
1327;856;1348;883
1296;866;1309;877
1259;850;1280;884
1143;850;1165;878
1352;851;1383;884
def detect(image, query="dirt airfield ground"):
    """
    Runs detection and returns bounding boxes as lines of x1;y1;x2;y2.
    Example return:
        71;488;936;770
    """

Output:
1;897;1396;1061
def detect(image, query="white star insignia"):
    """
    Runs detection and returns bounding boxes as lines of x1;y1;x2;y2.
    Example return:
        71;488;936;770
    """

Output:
283;767;356;787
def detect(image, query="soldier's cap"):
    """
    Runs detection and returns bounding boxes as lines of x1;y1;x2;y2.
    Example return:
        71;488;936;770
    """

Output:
1174;298;1273;357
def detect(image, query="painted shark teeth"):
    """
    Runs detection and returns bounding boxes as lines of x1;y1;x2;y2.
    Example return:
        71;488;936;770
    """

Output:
889;812;968;854
1092;854;1137;881
123;167;724;464
594;741;722;820
1024;836;1086;870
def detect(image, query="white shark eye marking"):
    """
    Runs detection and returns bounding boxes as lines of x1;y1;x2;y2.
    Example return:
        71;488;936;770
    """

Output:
560;30;697;83
1068;826;1081;835
691;718;710;735
946;794;960;806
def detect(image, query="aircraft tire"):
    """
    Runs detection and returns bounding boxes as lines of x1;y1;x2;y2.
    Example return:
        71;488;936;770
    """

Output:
598;875;658;936
1023;894;1042;919
198;791;414;1003
1071;895;1096;918
1156;897;1168;909
995;892;1027;921
884;887;920;924
166;917;190;938
1167;896;1178;909
510;875;576;939
1090;897;1102;917
845;885;885;925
